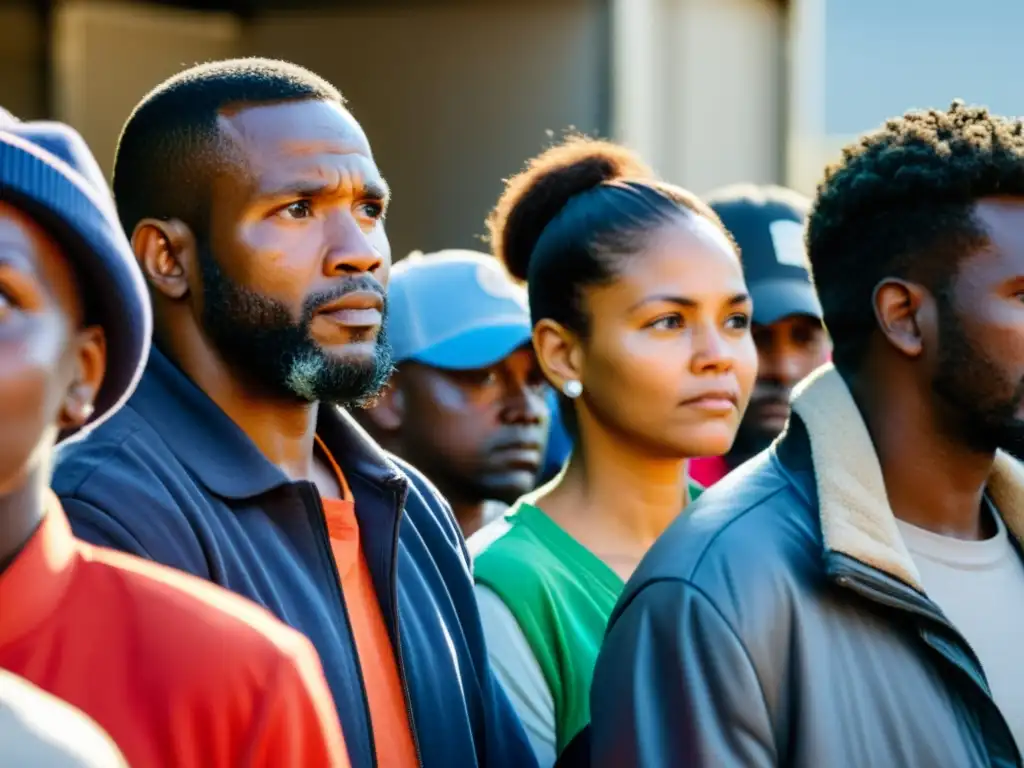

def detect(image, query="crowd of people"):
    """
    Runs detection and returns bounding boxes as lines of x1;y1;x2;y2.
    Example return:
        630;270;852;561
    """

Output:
1;55;1022;767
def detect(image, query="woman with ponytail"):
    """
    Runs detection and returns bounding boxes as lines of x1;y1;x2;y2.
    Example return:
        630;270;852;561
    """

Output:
468;136;758;765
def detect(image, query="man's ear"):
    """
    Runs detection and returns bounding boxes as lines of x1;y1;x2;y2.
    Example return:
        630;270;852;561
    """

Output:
359;379;405;433
873;278;932;359
131;218;197;301
533;319;584;395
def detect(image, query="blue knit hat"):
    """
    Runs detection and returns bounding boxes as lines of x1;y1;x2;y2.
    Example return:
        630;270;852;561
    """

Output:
0;116;151;441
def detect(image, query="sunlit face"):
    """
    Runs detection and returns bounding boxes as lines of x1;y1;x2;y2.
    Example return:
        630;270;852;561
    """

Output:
930;198;1024;457
734;314;831;455
395;347;551;504
200;99;393;404
573;215;758;458
0;201;104;493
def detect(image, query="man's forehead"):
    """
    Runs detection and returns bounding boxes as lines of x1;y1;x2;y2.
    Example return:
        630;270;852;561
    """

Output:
214;100;385;197
217;99;373;165
973;197;1024;240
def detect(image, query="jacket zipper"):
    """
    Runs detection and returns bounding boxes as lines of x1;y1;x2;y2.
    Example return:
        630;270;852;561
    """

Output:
387;486;424;767
307;485;379;768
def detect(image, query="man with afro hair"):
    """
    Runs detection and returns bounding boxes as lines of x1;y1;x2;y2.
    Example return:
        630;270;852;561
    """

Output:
586;101;1024;766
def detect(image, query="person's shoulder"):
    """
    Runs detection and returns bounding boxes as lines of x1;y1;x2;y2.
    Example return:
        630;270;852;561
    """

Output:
469;508;548;570
622;452;821;617
74;544;314;674
387;452;467;551
52;403;176;499
467;508;528;558
470;507;575;604
389;452;447;514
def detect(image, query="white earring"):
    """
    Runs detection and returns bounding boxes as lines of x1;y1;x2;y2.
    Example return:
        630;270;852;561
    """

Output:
80;402;95;421
562;380;583;399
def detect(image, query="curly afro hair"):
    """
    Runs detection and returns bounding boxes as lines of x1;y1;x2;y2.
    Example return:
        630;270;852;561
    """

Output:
807;100;1024;371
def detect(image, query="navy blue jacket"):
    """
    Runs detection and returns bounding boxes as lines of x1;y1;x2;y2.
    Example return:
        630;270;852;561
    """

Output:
52;349;536;768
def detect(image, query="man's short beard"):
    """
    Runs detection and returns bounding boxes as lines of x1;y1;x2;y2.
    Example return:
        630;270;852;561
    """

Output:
932;289;1024;459
198;249;393;406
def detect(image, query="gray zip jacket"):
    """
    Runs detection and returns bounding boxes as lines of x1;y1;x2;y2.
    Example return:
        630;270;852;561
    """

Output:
589;365;1022;768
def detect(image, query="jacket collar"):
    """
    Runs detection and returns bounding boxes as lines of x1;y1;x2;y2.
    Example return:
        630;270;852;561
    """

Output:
129;347;407;499
790;364;1024;592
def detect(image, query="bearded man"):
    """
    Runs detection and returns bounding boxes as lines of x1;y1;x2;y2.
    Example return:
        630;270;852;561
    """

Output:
52;58;535;768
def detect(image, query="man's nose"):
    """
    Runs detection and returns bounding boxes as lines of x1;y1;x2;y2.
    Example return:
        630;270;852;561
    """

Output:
323;212;384;276
501;382;548;426
759;350;804;386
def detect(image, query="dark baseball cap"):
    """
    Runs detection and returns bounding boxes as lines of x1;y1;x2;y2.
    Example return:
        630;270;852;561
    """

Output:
387;249;532;370
707;184;822;326
0;116;151;441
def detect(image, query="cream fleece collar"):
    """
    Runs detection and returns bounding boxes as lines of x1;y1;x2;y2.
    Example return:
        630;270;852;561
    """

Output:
789;364;1024;592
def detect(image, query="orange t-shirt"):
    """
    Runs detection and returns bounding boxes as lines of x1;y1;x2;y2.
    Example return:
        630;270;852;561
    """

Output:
317;437;419;767
0;494;349;768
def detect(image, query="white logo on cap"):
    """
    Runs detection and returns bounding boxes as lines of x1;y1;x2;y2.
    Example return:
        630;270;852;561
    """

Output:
769;220;807;268
476;263;527;307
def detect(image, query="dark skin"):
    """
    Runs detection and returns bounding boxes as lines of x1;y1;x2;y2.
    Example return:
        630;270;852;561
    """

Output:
364;346;550;536
132;99;390;498
852;197;1024;541
729;314;831;466
532;215;757;579
0;201;105;573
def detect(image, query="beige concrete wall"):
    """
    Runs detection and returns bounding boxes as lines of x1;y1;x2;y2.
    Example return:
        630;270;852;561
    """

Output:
613;0;787;195
241;1;606;260
785;0;828;195
46;0;604;257
52;0;240;177
0;4;46;120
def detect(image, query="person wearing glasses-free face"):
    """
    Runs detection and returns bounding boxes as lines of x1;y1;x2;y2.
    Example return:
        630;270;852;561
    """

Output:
468;137;756;766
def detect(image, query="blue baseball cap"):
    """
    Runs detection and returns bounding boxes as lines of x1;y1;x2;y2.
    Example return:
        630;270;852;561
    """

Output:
387;250;532;370
0;116;152;441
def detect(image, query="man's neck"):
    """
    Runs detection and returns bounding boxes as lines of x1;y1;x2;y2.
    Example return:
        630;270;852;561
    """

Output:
450;500;488;539
852;369;995;540
161;336;320;483
0;466;47;575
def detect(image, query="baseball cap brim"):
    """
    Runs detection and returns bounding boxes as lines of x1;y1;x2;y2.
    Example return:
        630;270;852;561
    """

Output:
407;321;533;371
750;278;822;325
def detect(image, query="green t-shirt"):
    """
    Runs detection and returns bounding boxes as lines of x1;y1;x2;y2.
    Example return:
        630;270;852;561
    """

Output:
473;483;702;755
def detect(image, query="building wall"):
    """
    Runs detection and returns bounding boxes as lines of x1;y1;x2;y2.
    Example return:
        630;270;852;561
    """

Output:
613;0;788;195
52;1;240;178
0;4;47;120
45;0;606;260
241;1;607;259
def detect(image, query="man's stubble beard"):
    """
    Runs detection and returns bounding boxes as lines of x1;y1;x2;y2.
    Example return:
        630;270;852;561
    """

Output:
932;292;1024;459
198;248;394;407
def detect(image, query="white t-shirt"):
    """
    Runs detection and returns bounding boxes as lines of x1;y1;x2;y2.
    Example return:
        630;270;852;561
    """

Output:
896;508;1024;748
0;670;126;767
